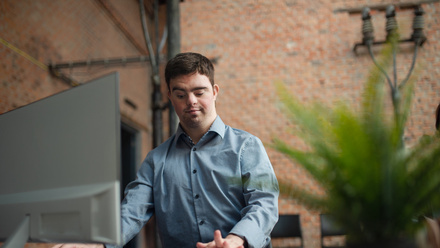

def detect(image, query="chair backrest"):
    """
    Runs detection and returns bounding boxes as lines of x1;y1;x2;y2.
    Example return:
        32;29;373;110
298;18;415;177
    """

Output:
270;214;303;247
320;214;346;237
320;214;346;248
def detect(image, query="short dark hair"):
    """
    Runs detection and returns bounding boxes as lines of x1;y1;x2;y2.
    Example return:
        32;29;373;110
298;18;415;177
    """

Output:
165;52;215;90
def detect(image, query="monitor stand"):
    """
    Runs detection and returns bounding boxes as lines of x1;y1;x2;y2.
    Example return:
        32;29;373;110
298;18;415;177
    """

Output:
1;215;30;248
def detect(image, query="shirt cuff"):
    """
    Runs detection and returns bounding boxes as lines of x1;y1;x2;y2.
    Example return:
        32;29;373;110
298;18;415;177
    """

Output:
228;233;248;248
230;219;269;248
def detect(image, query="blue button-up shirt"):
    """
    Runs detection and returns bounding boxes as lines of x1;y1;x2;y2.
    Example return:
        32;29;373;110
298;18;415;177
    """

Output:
111;116;279;248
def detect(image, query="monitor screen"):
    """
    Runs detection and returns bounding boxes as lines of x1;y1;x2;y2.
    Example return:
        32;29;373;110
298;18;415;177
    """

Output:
0;73;122;247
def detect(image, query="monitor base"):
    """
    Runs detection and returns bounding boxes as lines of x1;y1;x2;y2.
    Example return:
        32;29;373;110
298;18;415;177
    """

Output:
2;215;29;248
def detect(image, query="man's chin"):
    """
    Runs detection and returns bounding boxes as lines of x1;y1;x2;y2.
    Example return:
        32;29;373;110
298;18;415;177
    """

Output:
183;118;202;128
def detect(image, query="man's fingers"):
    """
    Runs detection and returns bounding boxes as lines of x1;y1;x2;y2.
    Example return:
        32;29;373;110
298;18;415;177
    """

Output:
222;240;231;248
50;244;104;248
196;242;208;248
198;230;245;248
214;230;223;246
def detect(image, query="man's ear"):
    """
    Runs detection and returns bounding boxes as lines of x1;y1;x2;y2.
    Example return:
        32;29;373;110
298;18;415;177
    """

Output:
167;90;171;99
213;84;219;100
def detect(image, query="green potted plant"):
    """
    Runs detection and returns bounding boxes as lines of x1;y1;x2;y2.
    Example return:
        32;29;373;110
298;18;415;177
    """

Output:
272;41;440;247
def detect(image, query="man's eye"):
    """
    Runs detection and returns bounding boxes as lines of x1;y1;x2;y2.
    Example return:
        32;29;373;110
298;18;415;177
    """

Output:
177;95;185;99
195;92;204;96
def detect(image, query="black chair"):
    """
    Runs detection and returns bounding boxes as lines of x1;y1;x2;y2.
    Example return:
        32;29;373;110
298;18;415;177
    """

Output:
270;214;303;248
320;214;346;248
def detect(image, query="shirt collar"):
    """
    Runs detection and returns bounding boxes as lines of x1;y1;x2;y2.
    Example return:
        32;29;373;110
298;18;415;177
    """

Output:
175;115;225;140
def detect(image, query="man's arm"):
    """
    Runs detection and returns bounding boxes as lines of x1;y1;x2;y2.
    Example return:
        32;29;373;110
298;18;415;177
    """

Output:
229;136;279;248
106;156;156;248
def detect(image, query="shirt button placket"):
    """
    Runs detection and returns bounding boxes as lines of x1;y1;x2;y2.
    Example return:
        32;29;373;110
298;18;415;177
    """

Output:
191;145;205;232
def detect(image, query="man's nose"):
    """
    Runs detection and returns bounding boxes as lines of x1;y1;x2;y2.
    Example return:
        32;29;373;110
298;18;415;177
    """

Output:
187;93;197;105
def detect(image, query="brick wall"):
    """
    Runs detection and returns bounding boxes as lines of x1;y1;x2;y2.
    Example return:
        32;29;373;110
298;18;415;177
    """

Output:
1;0;439;247
0;0;157;152
180;0;440;247
0;0;162;247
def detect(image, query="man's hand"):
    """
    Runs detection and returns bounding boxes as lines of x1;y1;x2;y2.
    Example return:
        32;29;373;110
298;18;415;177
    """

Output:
51;244;104;248
196;230;245;248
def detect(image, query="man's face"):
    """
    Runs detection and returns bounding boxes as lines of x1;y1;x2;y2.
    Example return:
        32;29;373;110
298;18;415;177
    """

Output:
168;73;219;131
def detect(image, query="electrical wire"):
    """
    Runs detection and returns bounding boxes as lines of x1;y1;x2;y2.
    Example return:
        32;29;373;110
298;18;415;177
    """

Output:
0;37;48;71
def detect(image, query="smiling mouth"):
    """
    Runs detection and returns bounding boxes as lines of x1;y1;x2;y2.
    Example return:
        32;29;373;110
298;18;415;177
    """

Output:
185;109;200;114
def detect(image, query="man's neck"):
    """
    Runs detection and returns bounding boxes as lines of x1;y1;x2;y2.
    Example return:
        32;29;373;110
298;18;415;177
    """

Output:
182;116;217;144
184;129;205;145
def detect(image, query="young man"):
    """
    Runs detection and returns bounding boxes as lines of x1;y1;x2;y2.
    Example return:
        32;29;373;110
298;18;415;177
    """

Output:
54;52;279;248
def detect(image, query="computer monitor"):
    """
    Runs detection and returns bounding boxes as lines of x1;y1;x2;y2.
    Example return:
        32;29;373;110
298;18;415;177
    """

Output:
0;73;122;247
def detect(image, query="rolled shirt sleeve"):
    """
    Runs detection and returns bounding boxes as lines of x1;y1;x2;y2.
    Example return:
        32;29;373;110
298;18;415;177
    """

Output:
229;136;279;248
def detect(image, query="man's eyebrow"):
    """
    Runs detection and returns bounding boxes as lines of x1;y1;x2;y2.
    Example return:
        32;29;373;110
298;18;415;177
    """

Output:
171;86;208;92
192;87;208;91
171;86;185;92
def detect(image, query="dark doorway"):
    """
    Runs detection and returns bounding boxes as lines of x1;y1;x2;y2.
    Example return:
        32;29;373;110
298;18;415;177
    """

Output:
121;123;138;248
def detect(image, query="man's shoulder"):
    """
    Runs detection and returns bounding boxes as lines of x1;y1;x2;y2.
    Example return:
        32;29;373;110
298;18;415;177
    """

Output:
145;135;176;159
224;125;261;143
226;125;250;135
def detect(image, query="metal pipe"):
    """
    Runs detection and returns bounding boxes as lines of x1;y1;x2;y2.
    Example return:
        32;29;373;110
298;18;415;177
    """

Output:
353;39;415;54
400;38;421;89
139;1;163;247
155;0;160;68
167;0;181;136
140;0;158;72
140;0;163;148
367;43;393;90
49;56;152;69
334;0;439;14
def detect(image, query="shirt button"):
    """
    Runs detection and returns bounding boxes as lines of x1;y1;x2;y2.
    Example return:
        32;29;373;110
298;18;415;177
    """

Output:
192;169;197;174
193;147;197;151
195;194;199;199
199;220;205;225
